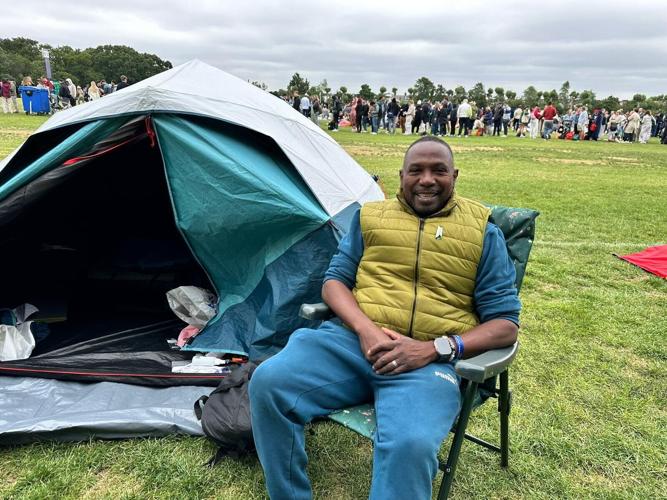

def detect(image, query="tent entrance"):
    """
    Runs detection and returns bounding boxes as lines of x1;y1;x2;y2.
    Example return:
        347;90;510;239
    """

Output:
0;118;220;386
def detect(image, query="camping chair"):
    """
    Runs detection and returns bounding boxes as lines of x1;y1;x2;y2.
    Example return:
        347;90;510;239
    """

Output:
299;205;538;499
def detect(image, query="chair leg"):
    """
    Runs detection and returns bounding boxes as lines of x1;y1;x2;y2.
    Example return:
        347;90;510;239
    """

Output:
438;380;479;500
499;370;510;467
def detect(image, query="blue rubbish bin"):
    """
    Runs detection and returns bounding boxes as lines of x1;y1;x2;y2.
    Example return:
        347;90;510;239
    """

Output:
18;86;50;114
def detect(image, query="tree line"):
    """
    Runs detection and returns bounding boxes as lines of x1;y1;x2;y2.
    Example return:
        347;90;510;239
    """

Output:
273;73;667;113
0;37;172;87
2;37;663;113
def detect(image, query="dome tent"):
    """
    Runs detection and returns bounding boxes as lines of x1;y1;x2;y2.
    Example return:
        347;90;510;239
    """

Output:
0;60;382;442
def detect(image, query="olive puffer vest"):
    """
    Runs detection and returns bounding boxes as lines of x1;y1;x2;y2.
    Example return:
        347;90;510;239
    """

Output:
353;193;490;341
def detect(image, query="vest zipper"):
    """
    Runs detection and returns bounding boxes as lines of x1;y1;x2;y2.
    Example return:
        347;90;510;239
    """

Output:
407;218;425;337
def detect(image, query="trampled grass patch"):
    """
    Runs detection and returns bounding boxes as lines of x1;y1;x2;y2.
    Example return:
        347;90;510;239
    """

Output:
0;116;665;499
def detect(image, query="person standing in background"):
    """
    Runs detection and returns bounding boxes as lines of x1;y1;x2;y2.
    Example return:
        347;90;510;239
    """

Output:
449;101;458;136
457;99;472;136
300;94;311;117
530;106;541;139
8;79;19;113
116;75;130;91
1;78;16;113
541;102;557;139
311;96;321;125
88;81;101;101
577;106;589;140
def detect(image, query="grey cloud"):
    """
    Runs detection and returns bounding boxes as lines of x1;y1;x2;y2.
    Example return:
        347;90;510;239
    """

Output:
1;0;666;98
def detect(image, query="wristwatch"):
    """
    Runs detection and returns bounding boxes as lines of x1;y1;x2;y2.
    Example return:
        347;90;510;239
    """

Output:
433;336;455;363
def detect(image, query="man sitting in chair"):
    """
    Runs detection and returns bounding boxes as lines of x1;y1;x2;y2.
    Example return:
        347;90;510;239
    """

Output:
249;136;521;499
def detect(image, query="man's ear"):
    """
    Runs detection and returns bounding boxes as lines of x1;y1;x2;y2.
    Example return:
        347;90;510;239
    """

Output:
453;169;459;180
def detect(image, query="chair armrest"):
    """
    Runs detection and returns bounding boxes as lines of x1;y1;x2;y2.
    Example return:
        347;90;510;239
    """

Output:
453;342;519;383
299;302;334;320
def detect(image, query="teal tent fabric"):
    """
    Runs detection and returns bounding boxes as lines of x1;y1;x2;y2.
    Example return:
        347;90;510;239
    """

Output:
184;223;340;357
0;117;128;203
153;115;329;317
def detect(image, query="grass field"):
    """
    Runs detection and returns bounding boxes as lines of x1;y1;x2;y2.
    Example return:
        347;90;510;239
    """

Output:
1;113;666;499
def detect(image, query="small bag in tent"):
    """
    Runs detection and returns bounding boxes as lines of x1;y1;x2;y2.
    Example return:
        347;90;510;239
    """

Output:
0;60;383;443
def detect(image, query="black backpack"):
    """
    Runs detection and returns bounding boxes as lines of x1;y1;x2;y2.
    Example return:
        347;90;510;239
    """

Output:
194;361;259;466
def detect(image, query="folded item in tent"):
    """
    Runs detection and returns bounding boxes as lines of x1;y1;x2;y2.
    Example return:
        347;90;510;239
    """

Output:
0;325;35;362
172;359;231;374
171;354;231;374
0;304;39;361
616;245;667;279
2;303;39;324
191;353;229;366
1;305;50;343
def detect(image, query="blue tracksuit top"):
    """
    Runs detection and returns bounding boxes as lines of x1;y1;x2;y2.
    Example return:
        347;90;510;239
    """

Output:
324;208;521;326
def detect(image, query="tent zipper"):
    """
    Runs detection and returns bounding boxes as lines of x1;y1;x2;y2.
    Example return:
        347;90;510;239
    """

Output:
406;218;424;338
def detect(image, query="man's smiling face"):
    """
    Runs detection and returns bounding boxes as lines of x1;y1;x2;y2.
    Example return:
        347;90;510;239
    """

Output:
400;140;458;218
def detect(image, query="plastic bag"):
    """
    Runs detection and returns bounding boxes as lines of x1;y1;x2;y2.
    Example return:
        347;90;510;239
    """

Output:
166;286;217;328
0;303;39;362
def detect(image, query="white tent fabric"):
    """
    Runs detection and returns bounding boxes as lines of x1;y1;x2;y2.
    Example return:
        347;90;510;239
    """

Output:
2;59;383;216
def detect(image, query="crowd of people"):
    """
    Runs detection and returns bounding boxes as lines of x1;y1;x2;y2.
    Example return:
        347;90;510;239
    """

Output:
284;93;667;144
5;79;666;144
0;74;130;114
509;104;660;144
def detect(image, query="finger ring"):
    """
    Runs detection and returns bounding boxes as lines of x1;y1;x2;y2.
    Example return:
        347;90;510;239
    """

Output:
391;360;398;368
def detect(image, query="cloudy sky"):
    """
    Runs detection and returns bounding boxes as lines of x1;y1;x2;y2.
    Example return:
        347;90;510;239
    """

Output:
2;0;666;99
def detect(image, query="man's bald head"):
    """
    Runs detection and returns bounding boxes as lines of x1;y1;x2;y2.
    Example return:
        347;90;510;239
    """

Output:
402;136;454;171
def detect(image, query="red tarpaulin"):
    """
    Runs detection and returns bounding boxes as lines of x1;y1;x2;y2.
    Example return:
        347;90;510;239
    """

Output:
617;245;667;279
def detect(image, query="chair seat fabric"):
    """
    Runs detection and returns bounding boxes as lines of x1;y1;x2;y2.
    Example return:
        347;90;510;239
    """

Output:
327;386;490;439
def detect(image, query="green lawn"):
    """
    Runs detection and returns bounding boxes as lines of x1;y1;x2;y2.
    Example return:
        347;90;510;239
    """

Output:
1;114;666;499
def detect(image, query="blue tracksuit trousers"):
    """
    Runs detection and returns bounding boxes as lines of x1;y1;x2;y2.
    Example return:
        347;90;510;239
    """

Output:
249;320;462;499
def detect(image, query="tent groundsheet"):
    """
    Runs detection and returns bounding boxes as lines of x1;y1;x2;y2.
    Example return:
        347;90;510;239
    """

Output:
0;377;209;444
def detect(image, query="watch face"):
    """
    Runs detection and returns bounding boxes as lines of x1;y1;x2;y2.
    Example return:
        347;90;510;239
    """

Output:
435;337;452;356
